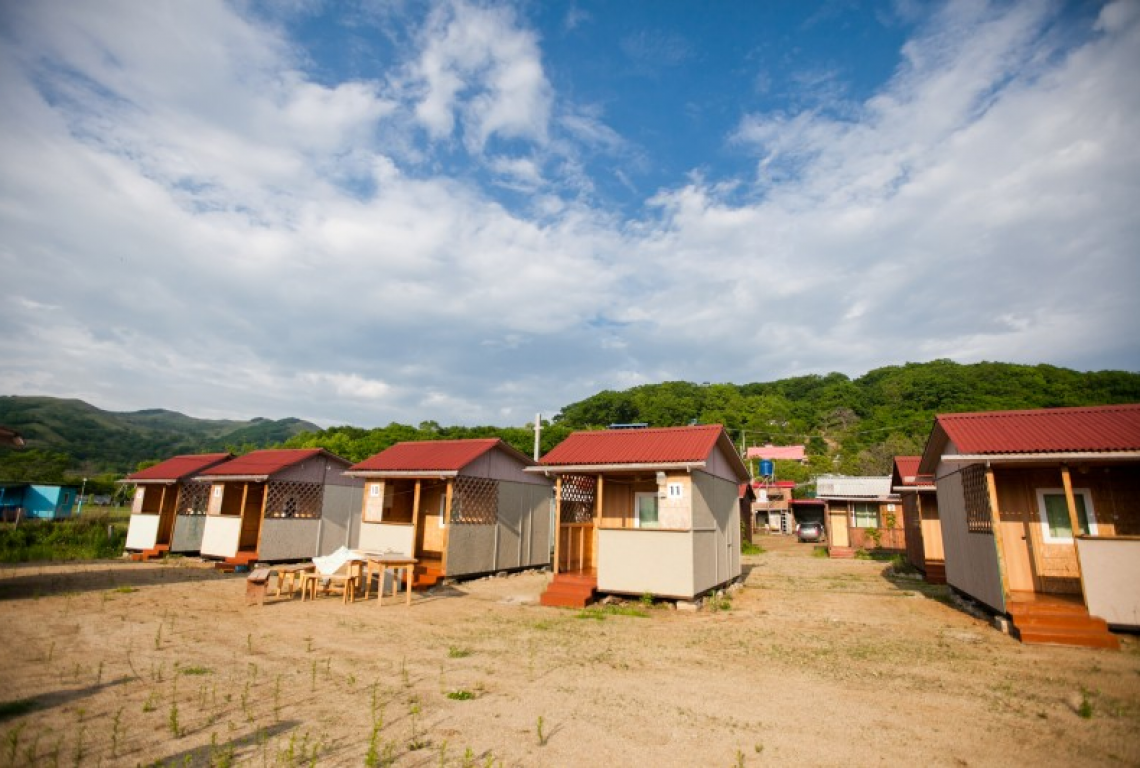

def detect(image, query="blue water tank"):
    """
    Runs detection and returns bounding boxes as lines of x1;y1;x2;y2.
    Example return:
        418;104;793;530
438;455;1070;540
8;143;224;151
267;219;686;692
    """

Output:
759;459;774;477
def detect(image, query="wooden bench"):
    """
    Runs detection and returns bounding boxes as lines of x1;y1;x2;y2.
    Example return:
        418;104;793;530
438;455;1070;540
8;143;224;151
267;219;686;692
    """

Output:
245;567;272;607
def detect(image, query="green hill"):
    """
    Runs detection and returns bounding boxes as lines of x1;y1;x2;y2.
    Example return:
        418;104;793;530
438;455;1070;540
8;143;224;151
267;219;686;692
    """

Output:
0;396;318;478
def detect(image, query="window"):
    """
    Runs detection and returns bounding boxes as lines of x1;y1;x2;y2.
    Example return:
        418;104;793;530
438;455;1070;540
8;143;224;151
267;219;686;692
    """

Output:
634;492;659;528
439;493;447;527
1036;488;1096;543
853;503;879;528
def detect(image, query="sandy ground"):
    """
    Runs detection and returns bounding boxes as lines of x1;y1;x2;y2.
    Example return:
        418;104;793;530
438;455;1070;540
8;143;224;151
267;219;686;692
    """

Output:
0;535;1138;767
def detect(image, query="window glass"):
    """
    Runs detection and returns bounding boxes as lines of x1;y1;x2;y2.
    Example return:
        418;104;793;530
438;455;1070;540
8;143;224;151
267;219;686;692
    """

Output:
853;503;879;528
1041;492;1091;539
635;493;659;528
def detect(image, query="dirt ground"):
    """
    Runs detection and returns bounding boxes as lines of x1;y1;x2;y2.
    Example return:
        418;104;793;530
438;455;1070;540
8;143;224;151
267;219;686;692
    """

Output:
1;535;1138;768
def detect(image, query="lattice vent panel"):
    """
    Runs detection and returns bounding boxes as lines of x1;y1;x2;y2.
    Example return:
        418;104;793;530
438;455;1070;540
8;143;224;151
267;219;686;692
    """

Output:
265;481;322;519
178;481;212;515
451;476;498;525
962;464;992;534
559;474;596;524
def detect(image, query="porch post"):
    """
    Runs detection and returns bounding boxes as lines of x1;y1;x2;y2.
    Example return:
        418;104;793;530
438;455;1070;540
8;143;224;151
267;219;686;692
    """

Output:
442;480;453;574
409;479;422;557
1059;465;1088;604
593;475;603;572
984;464;1012;605
553;476;562;574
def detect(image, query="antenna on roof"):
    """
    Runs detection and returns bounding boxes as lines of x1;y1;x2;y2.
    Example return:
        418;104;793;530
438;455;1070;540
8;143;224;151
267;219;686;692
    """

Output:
607;423;648;430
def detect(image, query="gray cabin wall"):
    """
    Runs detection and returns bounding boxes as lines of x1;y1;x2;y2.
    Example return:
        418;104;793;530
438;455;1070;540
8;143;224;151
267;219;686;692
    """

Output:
691;470;742;594
445;479;552;577
170;515;206;553
936;462;1004;613
462;447;550;485
318;484;365;555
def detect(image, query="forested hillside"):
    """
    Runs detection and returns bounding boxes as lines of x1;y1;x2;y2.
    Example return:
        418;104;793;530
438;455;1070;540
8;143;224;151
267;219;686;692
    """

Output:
3;361;1138;490
284;361;1140;480
0;396;318;488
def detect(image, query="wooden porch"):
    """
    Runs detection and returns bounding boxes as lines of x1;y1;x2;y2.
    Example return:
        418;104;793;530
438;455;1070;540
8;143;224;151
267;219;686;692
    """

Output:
540;568;598;609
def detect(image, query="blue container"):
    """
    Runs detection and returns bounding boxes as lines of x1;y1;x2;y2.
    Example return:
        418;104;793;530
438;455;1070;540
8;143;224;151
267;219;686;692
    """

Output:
759;459;774;477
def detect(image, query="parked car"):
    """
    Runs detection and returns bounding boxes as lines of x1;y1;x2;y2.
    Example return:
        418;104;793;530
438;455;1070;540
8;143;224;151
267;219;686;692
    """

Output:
795;521;825;543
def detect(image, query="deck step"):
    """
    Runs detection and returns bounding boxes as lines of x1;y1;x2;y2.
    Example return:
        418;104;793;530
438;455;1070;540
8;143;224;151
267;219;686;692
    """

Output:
827;547;856;559
131;544;171;562
1008;600;1120;650
922;561;946;584
540;573;598;609
214;551;259;571
412;564;443;591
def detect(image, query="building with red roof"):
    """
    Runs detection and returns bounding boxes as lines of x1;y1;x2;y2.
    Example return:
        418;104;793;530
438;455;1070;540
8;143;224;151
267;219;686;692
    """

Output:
345;439;552;588
891;456;943;583
529;425;750;606
121;452;233;558
917;404;1140;647
197;448;362;565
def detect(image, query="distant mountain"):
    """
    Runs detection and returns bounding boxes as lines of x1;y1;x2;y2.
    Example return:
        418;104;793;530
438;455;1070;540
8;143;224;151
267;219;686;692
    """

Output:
0;396;319;475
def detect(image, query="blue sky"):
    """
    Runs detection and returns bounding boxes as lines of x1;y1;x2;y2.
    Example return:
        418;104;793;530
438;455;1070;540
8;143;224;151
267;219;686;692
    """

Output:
0;1;1136;428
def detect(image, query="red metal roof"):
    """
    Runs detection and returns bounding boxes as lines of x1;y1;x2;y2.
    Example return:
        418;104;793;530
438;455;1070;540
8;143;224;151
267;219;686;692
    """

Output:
124;453;233;482
892;456;922;485
745;444;806;461
936;404;1140;454
198;448;328;477
539;425;725;466
349;439;521;473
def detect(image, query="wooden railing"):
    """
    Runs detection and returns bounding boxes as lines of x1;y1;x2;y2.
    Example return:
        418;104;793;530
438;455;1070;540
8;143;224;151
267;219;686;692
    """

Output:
558;522;594;572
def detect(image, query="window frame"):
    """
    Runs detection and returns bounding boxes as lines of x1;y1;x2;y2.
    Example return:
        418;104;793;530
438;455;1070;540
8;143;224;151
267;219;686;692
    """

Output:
1035;487;1097;543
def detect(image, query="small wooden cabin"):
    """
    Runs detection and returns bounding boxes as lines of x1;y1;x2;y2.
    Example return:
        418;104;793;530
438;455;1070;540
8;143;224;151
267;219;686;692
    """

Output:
919;404;1140;648
345;439;553;589
197;448;362;566
815;475;903;558
122;453;233;559
531;425;750;607
892;456;943;583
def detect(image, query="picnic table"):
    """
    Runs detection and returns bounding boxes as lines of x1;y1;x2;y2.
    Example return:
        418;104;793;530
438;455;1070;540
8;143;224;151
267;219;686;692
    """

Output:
357;553;418;607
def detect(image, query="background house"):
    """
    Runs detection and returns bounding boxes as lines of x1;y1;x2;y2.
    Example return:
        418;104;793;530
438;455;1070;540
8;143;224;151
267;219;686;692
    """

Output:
122;453;234;559
892;456;944;583
346;439;552;589
0;482;78;520
815;475;903;557
750;480;797;535
918;404;1140;647
532;424;750;606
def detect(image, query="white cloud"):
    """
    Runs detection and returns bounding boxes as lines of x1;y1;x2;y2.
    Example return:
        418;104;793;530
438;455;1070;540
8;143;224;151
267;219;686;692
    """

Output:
406;0;551;151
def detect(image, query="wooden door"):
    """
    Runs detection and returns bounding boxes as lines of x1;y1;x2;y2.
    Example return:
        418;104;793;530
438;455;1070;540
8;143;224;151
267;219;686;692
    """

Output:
239;484;265;551
999;519;1036;592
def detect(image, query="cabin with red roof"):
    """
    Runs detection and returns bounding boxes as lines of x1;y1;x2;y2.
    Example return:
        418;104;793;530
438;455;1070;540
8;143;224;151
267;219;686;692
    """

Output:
891;456;943;583
530;425;750;607
345;439;552;589
197;448;362;566
918;404;1140;648
121;453;233;559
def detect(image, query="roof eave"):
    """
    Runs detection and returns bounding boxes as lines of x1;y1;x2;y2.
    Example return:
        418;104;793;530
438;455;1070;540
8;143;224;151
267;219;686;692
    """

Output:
194;474;271;482
344;470;460;479
526;461;708;475
939;451;1140;463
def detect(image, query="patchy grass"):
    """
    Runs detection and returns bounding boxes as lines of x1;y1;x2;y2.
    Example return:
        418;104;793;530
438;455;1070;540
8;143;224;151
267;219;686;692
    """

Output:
0;515;127;562
741;540;765;555
575;604;649;620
